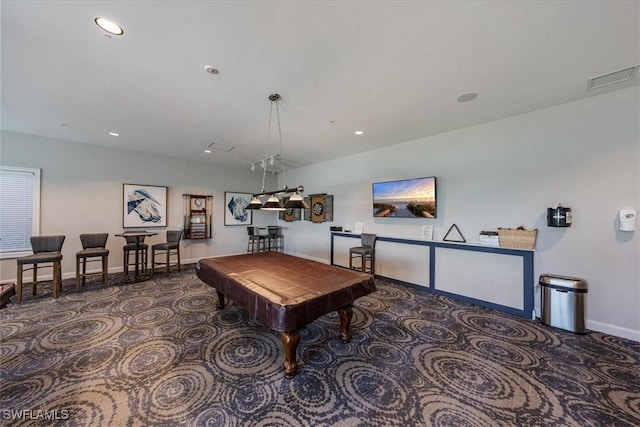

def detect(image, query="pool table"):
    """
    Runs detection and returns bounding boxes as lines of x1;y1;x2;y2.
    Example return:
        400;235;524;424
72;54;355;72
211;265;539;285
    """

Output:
195;252;376;378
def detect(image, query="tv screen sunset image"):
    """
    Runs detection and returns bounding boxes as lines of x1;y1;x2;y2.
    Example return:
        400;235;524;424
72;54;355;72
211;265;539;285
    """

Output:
372;177;436;218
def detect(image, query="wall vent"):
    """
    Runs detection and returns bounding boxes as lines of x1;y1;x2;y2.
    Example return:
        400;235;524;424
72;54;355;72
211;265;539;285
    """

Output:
587;66;639;90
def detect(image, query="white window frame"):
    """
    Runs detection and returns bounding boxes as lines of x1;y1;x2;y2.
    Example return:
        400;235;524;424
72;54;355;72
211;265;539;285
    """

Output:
0;166;41;259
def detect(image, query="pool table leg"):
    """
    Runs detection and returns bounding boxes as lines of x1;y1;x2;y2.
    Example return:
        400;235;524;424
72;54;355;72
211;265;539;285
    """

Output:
338;305;353;343
216;291;225;309
281;330;301;379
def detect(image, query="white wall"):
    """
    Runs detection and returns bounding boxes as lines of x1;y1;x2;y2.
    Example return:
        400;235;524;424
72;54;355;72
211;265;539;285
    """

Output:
0;131;279;280
282;87;640;341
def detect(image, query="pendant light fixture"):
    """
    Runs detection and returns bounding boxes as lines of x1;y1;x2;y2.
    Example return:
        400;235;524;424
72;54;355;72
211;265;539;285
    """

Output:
284;190;309;209
247;93;309;211
262;195;285;210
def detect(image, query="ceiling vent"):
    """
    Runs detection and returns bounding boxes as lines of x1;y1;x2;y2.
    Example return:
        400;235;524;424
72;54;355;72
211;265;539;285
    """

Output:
587;65;639;90
205;142;235;152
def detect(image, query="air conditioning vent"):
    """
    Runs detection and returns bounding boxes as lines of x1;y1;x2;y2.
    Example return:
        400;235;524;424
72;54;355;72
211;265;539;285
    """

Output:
206;142;235;152
587;66;639;90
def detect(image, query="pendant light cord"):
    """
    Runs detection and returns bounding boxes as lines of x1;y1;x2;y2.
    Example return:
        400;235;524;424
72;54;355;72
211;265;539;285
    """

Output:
274;98;287;189
260;100;275;193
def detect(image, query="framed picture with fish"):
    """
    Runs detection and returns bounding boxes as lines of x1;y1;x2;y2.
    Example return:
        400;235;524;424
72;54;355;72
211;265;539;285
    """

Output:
224;191;252;226
123;183;168;228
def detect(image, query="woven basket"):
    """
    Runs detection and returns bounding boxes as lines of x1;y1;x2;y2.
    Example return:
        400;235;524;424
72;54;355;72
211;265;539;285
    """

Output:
497;228;537;249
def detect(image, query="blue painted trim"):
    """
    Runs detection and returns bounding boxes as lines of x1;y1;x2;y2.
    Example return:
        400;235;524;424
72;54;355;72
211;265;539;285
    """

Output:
330;233;335;265
429;245;436;291
330;232;535;318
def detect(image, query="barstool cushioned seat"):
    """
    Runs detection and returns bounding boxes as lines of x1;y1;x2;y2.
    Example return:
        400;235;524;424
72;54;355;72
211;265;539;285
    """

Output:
16;235;65;304
152;230;183;274
267;226;284;252
349;233;376;274
247;227;266;253
123;235;149;275
76;233;109;291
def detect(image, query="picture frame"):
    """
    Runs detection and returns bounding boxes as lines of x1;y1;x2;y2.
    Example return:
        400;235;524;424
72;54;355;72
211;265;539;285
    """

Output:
354;222;364;234
421;225;434;240
123;183;168;228
224;192;252;226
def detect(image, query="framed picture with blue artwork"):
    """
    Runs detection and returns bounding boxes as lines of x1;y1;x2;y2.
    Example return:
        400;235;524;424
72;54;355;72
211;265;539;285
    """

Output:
224;191;252;226
123;183;168;228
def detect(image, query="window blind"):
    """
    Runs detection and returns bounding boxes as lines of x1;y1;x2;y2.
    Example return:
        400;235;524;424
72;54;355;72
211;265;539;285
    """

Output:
0;168;35;254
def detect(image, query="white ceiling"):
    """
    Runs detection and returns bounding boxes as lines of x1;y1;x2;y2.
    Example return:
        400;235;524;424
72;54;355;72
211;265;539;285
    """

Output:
2;1;639;171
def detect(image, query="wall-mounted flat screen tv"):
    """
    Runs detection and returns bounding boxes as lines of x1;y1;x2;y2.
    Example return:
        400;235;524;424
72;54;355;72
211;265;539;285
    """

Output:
372;176;437;218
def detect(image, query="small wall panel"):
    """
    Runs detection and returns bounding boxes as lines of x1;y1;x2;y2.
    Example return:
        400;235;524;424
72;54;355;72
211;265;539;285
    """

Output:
434;248;523;309
332;235;354;268
376;240;430;286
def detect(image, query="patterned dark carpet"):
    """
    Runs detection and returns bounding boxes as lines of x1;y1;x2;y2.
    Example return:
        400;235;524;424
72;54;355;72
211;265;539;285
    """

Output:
1;264;639;426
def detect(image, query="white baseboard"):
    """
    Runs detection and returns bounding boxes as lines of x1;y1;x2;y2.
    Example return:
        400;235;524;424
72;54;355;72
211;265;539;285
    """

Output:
285;251;329;265
586;319;640;342
8;257;206;282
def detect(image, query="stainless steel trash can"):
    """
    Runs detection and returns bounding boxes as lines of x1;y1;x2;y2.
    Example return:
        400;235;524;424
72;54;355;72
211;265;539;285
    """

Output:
540;274;587;333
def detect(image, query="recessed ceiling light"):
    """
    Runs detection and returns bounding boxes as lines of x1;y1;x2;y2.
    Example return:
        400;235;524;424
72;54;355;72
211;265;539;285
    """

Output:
108;132;120;137
354;130;364;135
95;17;124;36
457;92;479;102
204;149;212;154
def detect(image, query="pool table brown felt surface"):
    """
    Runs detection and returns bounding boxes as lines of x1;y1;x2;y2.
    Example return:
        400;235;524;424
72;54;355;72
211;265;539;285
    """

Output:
195;252;376;377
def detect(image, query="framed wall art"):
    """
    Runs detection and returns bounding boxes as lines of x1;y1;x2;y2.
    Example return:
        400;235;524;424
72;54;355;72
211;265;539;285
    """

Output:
123;183;168;228
225;191;252;226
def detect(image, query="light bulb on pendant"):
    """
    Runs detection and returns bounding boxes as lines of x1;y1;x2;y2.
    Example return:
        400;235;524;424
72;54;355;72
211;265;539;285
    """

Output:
246;195;263;210
261;195;285;211
284;192;310;209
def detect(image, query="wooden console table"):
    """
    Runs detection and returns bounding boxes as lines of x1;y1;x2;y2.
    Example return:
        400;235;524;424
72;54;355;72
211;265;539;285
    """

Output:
331;232;535;319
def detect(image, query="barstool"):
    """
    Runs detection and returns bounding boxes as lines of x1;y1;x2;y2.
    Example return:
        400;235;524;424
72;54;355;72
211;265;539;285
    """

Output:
15;235;66;304
123;235;149;275
151;230;183;274
267;226;283;252
349;233;376;274
247;227;266;253
76;233;109;291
